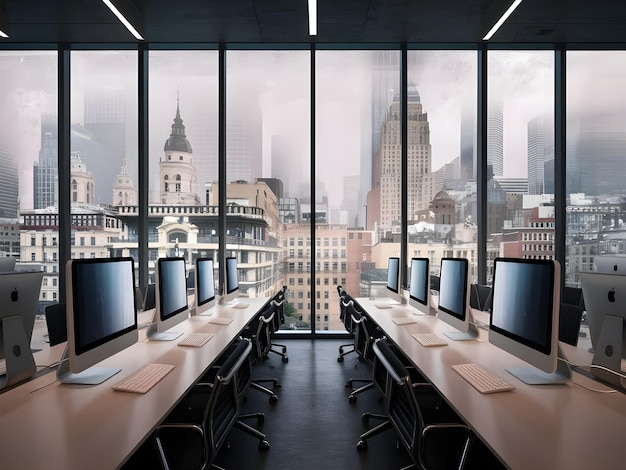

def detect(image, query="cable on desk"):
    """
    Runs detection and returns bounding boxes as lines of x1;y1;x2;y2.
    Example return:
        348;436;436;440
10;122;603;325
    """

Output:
589;363;626;379
29;376;59;393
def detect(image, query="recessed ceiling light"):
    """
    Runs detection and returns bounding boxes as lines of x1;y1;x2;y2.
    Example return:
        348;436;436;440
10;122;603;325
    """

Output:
308;0;317;36
483;0;523;41
102;0;144;41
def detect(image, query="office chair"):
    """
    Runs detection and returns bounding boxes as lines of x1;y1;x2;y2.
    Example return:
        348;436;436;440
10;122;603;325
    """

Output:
143;283;156;310
358;339;473;470
469;284;493;312
44;303;67;346
268;286;289;363
562;286;584;309
347;307;384;403
337;287;360;362
154;338;269;470
558;302;584;347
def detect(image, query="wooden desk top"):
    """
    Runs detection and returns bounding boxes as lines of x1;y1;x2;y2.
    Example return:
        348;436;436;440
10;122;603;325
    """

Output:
0;298;265;470
356;297;626;470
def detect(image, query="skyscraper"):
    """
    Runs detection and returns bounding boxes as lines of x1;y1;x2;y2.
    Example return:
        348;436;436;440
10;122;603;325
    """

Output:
488;98;504;177
0;146;19;218
528;113;554;195
33;114;58;209
460;93;477;180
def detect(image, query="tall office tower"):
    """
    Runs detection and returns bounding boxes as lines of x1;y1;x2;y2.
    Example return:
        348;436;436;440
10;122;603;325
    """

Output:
159;102;201;205
33;114;59;209
341;175;361;227
0;147;19;218
112;157;137;206
487;98;504;177
527;113;554;195
83;87;126;204
460;94;477;181
70;151;95;204
567;114;626;196
378;84;432;231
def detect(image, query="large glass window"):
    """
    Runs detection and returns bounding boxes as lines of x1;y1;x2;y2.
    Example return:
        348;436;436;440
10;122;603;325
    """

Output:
148;50;218;286
487;51;555;281
566;52;626;286
407;50;478;283
227;50;310;329
0;51;58;345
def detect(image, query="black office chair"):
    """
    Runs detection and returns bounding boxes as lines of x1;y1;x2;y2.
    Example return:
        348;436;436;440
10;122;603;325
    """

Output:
143;283;156;310
347;307;384;403
562;286;584;308
558;302;584;347
45;303;67;346
337;287;360;362
469;284;493;312
267;286;289;363
153;339;269;470
358;339;473;470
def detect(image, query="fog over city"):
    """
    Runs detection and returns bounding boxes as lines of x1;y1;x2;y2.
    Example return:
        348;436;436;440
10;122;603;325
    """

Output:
2;50;626;210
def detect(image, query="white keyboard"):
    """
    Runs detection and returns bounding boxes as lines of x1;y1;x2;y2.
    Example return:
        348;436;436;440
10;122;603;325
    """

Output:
452;363;515;394
209;317;234;325
412;333;447;347
112;363;175;394
178;332;214;347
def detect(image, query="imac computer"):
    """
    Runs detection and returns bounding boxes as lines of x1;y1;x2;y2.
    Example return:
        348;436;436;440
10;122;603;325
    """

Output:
194;257;216;315
580;272;626;390
0;257;16;272
219;257;249;308
374;257;406;308
147;257;189;341
594;255;626;275
57;257;138;385
437;258;478;340
408;257;436;315
0;271;44;390
489;258;571;385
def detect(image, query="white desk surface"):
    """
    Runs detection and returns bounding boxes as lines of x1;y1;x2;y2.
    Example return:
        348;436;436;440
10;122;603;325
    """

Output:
356;298;626;470
0;298;265;470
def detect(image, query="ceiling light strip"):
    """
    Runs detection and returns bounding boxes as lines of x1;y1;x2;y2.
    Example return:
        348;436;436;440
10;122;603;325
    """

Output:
102;0;144;41
0;30;8;38
308;0;317;36
483;0;523;41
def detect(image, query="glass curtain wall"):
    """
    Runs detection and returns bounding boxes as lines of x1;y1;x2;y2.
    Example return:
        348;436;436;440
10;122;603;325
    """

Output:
148;51;218;291
487;51;555;282
226;50;310;329
407;50;478;283
0;51;57;344
566;52;626;286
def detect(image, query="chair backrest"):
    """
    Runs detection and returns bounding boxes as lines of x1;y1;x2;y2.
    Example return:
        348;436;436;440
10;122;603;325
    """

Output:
430;275;440;292
45;303;67;346
470;284;493;312
558;303;584;346
562;286;584;309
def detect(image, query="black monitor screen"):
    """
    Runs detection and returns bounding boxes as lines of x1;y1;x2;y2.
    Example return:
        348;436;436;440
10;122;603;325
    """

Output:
196;258;215;306
438;258;468;321
490;258;555;355
72;258;137;355
387;257;400;294
158;258;188;321
226;257;239;294
409;258;429;305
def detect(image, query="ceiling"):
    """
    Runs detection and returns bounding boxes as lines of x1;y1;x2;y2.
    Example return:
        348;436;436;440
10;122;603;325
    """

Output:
1;0;625;45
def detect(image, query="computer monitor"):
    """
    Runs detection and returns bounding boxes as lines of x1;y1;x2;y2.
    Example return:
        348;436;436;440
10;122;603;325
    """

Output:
220;256;240;304
489;258;571;385
0;272;43;389
386;257;405;304
194;257;216;315
437;257;477;340
0;257;16;272
147;257;188;341
594;255;626;275
57;257;138;385
580;272;626;390
408;257;435;315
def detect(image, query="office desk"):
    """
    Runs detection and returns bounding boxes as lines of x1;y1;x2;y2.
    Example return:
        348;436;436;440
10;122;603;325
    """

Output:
0;298;266;470
357;298;626;470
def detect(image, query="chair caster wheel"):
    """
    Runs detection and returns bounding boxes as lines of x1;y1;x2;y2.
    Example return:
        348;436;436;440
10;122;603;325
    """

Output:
282;347;287;353
282;356;289;363
337;356;344;362
269;395;278;404
357;440;367;451
348;395;357;403
259;440;270;450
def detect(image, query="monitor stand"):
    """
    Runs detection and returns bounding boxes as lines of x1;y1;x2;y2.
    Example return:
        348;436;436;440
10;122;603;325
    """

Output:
443;309;479;341
0;315;37;390
146;323;183;341
57;346;121;385
590;314;626;391
506;345;572;385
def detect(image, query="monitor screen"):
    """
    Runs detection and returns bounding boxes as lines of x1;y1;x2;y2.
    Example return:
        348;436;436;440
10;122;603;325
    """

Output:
408;257;433;315
387;257;400;294
58;257;138;384
489;258;568;383
437;258;476;340
194;257;216;315
148;257;188;340
226;256;239;295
